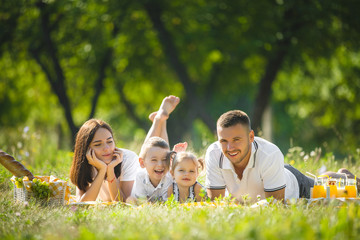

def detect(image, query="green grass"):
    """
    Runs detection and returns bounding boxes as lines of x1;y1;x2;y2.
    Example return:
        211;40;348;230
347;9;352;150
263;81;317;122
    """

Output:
1;131;360;239
1;193;360;240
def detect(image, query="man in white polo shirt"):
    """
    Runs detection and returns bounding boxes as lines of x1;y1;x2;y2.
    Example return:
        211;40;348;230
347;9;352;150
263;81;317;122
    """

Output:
205;110;314;203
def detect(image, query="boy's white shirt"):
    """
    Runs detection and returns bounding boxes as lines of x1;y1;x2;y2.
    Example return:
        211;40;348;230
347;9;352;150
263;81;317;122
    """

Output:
131;168;173;202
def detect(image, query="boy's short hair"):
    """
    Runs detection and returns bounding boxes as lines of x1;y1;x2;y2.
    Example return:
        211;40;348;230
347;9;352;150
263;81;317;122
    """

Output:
217;110;251;130
139;136;170;159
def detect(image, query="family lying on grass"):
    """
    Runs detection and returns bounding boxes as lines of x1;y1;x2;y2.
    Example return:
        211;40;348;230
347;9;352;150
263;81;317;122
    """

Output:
69;96;358;204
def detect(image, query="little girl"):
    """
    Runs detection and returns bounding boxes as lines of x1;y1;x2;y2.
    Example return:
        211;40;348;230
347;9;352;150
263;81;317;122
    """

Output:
167;152;206;203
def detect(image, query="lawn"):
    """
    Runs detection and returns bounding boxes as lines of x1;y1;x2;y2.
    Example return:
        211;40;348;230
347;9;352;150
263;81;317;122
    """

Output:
1;137;360;239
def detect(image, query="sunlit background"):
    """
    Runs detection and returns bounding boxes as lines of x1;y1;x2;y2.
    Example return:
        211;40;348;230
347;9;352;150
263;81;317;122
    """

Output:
1;0;359;160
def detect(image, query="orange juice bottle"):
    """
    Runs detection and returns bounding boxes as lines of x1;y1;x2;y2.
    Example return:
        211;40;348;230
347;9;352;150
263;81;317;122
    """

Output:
345;179;357;198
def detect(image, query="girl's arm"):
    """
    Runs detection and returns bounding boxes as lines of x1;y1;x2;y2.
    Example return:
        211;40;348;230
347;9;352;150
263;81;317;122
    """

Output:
194;183;205;202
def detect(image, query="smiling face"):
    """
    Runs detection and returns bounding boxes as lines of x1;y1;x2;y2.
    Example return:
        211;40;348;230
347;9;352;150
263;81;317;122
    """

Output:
89;127;115;164
140;146;169;187
171;158;198;188
217;123;254;167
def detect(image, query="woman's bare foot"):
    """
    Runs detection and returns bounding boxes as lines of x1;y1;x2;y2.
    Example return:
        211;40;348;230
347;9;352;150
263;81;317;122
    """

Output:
155;96;180;121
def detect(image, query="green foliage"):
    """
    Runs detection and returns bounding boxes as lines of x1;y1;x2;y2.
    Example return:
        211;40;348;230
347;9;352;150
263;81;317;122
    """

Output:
273;47;360;155
1;0;360;155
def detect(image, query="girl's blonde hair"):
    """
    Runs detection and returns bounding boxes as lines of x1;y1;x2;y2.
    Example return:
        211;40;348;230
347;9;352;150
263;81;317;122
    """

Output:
170;152;204;173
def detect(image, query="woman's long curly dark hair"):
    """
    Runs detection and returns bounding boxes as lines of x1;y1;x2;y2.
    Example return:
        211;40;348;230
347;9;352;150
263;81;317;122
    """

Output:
70;119;121;191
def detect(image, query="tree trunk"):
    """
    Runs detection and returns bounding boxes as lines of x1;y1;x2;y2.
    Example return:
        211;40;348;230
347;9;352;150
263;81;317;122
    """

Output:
34;1;78;142
88;48;112;120
252;46;288;133
115;77;150;132
252;4;302;133
143;1;215;143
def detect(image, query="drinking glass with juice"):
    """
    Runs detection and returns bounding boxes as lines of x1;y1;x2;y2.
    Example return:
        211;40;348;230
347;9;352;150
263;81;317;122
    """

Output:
312;178;326;198
345;179;357;198
336;178;347;198
327;179;337;198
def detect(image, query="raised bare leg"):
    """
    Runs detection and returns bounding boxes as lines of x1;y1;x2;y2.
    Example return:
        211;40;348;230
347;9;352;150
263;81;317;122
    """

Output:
155;95;180;121
144;96;180;144
148;112;157;122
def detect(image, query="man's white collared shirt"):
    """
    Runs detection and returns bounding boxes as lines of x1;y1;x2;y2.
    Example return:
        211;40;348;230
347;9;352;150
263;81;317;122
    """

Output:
205;137;299;203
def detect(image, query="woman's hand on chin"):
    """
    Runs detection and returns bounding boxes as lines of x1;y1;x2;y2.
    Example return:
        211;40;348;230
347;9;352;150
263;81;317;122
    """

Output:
86;148;107;171
108;148;123;169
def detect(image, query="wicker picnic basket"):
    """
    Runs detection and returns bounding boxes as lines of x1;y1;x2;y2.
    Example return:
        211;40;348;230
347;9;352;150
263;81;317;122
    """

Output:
13;181;66;205
0;150;69;205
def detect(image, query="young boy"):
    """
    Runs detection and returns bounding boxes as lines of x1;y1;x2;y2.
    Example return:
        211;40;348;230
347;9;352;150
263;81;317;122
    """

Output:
128;95;181;203
131;137;173;202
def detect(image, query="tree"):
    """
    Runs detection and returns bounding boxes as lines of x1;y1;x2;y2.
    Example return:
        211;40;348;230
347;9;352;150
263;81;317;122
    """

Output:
1;0;359;154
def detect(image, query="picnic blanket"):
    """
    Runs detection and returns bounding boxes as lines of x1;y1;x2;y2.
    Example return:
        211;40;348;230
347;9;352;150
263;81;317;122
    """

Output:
66;197;360;208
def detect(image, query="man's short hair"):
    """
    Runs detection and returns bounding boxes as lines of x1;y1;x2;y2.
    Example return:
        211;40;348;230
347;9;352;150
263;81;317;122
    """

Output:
217;110;251;130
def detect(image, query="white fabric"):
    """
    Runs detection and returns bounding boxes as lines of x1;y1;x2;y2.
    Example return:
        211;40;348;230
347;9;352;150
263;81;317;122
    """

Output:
97;148;140;201
118;148;140;181
284;168;299;199
131;169;173;202
205;137;299;203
